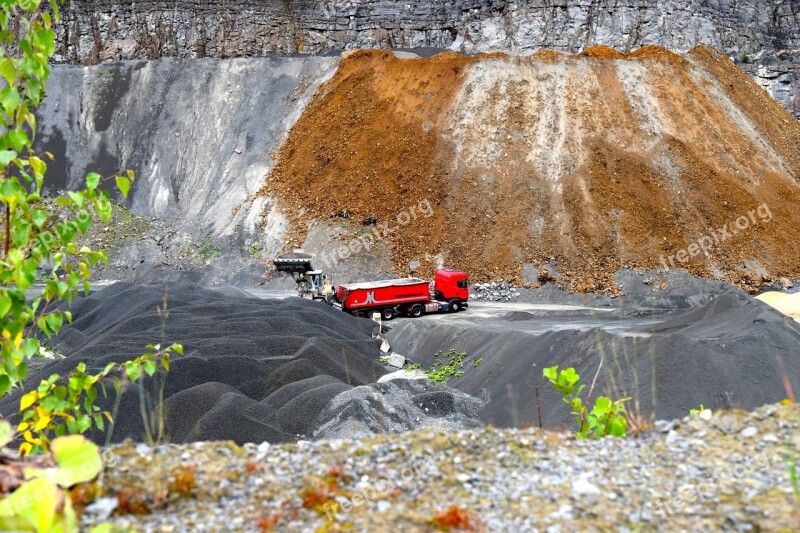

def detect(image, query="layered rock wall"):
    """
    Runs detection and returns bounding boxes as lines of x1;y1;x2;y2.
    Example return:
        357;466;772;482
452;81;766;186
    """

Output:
56;1;800;116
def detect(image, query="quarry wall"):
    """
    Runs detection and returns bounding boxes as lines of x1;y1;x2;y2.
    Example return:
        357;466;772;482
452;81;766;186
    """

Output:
57;1;800;117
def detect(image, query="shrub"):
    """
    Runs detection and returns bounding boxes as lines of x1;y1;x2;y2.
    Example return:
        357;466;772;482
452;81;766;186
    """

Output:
543;365;630;439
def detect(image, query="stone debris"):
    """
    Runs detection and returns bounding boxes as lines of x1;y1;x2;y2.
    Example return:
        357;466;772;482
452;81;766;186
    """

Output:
387;353;406;368
471;281;521;302
88;402;800;532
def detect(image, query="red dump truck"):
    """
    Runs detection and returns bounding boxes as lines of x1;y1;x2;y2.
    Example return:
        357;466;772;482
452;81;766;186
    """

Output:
334;269;469;320
273;254;468;320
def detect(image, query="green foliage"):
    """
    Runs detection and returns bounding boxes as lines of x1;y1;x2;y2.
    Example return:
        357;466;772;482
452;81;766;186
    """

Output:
0;1;177;529
181;235;221;266
543;365;631;439
17;343;182;455
740;51;750;64
689;404;712;419
789;455;800;504
0;0;181;452
0;0;123;396
427;349;468;384
405;362;421;371
0;420;102;532
473;357;483;367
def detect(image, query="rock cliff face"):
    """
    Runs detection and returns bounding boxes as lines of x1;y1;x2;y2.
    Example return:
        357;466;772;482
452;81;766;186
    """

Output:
57;1;800;117
36;56;339;283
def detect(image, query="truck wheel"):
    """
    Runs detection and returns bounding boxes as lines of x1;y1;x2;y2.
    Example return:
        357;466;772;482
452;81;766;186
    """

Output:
353;311;365;318
410;304;424;318
381;308;395;321
449;299;462;313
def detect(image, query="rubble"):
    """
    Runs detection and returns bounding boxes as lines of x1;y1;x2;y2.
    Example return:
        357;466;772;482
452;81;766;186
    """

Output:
470;281;521;302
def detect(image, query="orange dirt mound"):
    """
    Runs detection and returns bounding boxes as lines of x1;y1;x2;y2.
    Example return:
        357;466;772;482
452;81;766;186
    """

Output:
262;47;800;292
581;46;625;60
532;49;566;62
627;45;687;67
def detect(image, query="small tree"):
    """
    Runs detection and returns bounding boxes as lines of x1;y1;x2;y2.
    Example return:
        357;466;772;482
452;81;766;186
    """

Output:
0;0;179;453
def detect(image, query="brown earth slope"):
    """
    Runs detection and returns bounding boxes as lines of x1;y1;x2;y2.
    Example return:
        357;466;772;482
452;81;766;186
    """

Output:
261;46;800;293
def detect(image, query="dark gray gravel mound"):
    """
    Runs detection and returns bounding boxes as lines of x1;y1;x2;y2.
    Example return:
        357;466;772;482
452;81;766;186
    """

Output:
386;294;800;430
4;282;486;445
0;282;390;444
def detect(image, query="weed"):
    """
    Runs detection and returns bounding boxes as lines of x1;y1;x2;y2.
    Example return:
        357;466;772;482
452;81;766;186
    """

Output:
69;481;102;515
740;51;750;63
405;362;422;371
427;349;468;384
543;366;631;439
473;358;483;367
690;404;712;420
258;512;282;532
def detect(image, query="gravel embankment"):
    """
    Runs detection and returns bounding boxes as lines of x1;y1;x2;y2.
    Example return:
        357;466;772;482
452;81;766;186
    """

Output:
85;403;800;532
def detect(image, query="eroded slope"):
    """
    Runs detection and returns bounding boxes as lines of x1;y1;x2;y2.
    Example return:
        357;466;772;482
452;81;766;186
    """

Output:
263;46;800;292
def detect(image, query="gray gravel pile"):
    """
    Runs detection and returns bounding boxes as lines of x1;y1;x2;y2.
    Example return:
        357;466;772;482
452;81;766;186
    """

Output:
387;293;800;429
313;378;482;441
0;283;482;445
86;402;800;532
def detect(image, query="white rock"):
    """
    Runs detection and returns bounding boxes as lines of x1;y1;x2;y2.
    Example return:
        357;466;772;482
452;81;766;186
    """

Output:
84;497;118;520
376;500;392;512
572;477;601;497
739;426;758;438
387;353;406;368
378;368;428;382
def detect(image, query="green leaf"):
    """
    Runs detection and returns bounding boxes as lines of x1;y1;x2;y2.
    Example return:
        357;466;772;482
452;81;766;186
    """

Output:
0;420;12;448
7;130;29;152
0;479;59;531
607;416;628;437
0;149;17;166
125;362;141;383
592;396;612;415
67;191;84;207
0;86;20;115
542;366;557;381
28;434;102;487
143;360;156;377
115;176;131;198
31;208;47;227
85;172;100;190
0;58;16;86
18;0;42;13
10;219;30;246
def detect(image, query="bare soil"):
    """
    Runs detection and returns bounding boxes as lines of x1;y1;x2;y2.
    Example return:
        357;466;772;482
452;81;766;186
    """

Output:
261;46;800;293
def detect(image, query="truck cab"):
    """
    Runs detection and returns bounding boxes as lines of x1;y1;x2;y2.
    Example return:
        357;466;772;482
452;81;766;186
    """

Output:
434;269;469;312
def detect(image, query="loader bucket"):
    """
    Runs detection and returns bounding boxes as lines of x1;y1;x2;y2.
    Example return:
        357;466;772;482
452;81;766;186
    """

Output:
273;253;316;274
